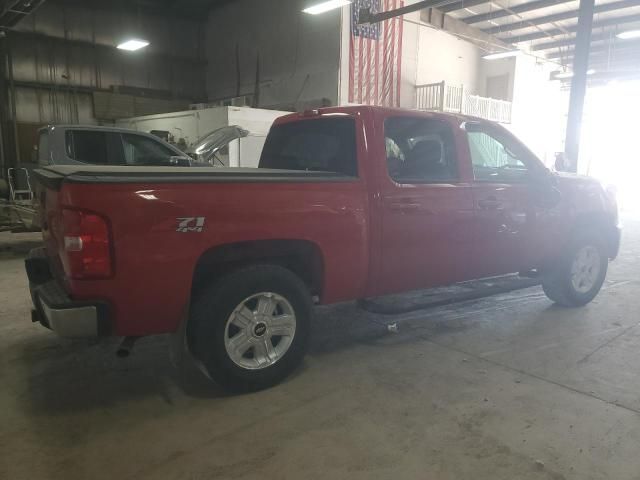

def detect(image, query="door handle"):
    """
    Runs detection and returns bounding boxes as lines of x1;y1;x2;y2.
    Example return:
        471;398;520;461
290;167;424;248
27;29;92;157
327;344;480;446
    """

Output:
388;201;420;212
478;197;502;210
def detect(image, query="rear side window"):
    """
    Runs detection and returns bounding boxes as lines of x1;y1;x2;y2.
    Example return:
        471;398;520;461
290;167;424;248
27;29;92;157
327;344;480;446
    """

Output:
384;117;458;183
259;117;357;176
66;130;108;165
121;133;175;166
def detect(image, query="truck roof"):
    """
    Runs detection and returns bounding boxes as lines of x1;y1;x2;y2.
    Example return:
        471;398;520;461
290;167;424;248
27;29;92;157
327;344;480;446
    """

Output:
39;124;153;135
272;105;483;126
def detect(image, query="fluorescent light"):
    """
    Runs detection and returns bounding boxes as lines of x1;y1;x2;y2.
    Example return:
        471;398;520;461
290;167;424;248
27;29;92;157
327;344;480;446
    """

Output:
482;50;520;60
555;71;573;79
554;69;596;79
303;0;351;15
117;39;149;51
617;29;640;39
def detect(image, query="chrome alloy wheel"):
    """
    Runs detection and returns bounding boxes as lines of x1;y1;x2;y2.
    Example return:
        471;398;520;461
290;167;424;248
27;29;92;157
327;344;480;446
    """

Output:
570;245;601;294
224;292;297;370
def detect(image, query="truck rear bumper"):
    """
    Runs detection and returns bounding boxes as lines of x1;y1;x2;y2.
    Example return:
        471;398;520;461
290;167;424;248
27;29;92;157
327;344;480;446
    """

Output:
26;248;111;338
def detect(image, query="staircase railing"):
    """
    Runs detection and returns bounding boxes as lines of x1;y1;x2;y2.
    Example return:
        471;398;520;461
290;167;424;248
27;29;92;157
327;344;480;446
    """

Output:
416;81;512;123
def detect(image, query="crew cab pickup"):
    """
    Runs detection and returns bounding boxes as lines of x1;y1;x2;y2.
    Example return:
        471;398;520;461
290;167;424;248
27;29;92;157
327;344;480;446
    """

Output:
26;106;621;391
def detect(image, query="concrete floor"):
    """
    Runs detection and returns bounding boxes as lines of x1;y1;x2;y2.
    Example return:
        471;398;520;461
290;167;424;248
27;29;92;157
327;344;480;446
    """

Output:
2;218;640;480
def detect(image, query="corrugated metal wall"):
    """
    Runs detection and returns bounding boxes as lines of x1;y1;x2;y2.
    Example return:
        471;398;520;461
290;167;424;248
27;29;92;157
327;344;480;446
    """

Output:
1;0;207;167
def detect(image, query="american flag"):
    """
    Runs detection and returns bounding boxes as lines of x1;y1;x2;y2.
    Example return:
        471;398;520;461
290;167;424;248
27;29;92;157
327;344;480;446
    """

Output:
349;0;404;107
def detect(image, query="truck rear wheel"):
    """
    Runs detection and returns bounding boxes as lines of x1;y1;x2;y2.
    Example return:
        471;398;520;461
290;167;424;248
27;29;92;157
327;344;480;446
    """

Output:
189;265;312;392
542;231;608;307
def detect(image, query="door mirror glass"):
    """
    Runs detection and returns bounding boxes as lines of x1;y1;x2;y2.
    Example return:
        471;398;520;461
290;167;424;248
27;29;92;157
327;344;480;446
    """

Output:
168;155;192;167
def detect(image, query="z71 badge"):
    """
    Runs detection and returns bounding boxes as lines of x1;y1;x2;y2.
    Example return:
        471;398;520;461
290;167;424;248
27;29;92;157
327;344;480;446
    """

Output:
176;217;206;233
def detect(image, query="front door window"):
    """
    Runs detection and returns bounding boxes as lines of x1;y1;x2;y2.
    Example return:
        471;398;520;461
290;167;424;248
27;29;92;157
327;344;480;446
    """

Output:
467;130;529;183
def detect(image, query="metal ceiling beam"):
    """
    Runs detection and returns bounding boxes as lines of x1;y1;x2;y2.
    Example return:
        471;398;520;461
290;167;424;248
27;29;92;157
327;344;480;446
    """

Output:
546;37;640;58
557;45;640;64
530;30;614;50
463;0;573;25
356;0;511;52
0;0;46;27
499;12;640;43
483;0;640;35
439;0;493;13
358;0;443;24
589;55;640;69
356;0;469;24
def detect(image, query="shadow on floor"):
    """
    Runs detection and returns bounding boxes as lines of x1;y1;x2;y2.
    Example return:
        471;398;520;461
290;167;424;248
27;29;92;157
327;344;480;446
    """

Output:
15;293;490;419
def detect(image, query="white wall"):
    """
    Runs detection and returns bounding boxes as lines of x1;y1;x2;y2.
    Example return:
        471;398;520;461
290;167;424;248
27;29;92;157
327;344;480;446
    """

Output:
116;106;285;147
116;108;228;147
400;11;420;108
479;57;516;101
206;0;341;110
415;26;482;95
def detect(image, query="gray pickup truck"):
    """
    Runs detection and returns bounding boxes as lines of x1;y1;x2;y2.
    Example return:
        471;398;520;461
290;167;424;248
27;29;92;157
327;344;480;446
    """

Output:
36;125;194;167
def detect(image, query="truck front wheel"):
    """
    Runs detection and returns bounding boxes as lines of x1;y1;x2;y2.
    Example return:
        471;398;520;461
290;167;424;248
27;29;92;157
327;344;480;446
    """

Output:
189;265;312;392
542;231;608;307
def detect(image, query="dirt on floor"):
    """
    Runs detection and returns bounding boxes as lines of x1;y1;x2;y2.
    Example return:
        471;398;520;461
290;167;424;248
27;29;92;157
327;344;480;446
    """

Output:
2;220;640;480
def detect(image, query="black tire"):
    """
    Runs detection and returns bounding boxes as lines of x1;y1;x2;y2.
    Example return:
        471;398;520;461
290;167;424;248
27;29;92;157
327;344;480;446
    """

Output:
542;230;608;307
189;264;312;392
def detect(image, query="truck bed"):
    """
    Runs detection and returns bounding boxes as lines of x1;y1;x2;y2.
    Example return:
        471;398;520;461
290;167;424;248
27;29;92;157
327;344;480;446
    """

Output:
32;163;370;337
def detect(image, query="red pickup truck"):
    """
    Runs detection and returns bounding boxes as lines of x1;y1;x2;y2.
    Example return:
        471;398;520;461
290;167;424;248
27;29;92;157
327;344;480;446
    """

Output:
26;106;621;391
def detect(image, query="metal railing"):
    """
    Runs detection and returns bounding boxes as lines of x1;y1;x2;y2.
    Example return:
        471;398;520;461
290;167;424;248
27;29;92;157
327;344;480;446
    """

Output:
415;81;512;123
8;168;33;203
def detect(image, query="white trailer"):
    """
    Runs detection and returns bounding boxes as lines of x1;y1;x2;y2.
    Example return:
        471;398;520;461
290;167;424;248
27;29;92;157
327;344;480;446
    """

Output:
115;106;288;167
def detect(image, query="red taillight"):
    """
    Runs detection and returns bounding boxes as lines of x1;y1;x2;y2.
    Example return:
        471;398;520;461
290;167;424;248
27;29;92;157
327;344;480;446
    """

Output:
61;209;112;279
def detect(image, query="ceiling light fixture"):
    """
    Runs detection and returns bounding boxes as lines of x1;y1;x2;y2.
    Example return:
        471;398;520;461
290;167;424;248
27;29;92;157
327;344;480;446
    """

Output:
554;69;595;79
617;29;640;39
117;39;150;51
482;49;520;60
303;0;352;15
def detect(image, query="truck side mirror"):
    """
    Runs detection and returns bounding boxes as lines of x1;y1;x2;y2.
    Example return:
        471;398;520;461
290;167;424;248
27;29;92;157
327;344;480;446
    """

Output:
554;152;567;172
168;156;192;167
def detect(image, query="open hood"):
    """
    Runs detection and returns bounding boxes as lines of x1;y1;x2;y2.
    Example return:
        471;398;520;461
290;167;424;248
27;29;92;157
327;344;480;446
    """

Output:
188;125;249;165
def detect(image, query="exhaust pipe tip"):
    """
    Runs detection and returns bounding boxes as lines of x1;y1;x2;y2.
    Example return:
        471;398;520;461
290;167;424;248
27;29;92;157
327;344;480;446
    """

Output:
116;348;131;358
116;336;140;358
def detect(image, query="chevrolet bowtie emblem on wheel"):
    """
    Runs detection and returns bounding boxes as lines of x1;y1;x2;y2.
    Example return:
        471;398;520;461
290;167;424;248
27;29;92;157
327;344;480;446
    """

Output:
176;217;206;233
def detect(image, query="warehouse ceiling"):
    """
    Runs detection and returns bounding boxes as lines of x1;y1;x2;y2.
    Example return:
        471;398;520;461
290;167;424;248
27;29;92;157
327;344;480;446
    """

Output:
0;0;238;26
429;0;640;76
135;0;236;14
0;0;46;27
3;0;638;77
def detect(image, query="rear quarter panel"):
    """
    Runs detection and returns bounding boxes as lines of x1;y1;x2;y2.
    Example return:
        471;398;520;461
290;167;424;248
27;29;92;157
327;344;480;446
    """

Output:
58;180;369;336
